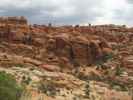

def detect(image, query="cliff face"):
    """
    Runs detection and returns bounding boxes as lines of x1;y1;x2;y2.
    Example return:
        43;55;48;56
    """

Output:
45;33;112;67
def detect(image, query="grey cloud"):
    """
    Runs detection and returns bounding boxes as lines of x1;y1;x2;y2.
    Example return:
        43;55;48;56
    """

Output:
126;0;133;4
0;0;132;26
0;0;103;25
111;1;133;26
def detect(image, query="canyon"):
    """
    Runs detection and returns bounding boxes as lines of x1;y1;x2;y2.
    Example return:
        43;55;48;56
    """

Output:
0;16;133;100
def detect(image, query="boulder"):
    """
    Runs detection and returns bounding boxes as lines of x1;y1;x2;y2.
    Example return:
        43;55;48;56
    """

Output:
71;41;89;65
23;58;42;66
39;64;60;72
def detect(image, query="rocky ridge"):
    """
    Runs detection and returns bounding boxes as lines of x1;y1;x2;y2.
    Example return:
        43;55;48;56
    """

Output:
0;17;133;100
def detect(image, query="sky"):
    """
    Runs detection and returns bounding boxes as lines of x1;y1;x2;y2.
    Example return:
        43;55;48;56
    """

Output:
0;0;133;26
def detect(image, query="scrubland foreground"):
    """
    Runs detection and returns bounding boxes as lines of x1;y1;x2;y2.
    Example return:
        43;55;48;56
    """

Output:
0;16;133;100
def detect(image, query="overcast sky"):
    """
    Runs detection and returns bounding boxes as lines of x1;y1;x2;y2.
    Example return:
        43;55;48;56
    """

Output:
0;0;133;26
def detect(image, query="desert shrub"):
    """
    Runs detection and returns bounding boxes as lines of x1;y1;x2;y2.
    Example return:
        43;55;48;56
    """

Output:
102;53;114;62
0;72;23;100
22;76;31;85
84;83;90;98
39;80;57;97
14;63;25;68
109;80;128;91
95;53;114;67
115;65;124;76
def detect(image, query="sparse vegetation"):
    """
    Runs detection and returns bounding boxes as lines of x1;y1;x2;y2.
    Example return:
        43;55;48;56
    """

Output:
39;80;57;97
84;83;90;98
14;63;25;68
115;65;124;76
22;76;31;85
109;80;128;91
103;53;114;62
95;53;114;68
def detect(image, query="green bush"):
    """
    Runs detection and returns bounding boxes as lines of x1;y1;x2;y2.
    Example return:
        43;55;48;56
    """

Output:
95;53;114;67
14;63;25;68
115;66;124;76
0;72;23;100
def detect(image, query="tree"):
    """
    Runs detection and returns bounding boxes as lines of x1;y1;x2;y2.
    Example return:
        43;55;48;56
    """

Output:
0;72;23;100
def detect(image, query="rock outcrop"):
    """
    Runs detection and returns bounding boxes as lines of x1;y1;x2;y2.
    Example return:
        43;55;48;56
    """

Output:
0;16;29;41
45;34;112;66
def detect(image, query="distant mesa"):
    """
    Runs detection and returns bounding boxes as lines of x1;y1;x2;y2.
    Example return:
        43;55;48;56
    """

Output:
0;16;29;39
0;16;28;25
